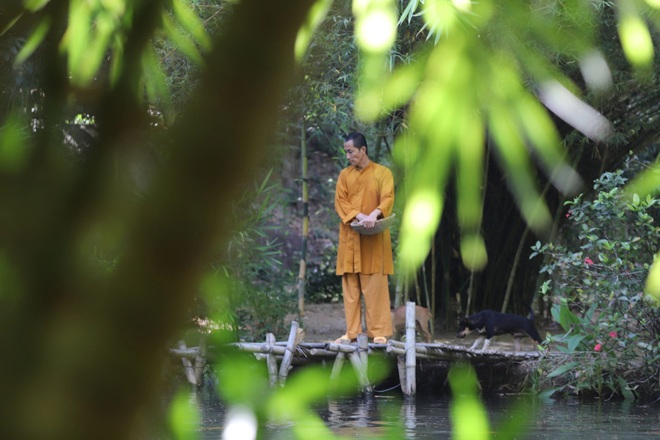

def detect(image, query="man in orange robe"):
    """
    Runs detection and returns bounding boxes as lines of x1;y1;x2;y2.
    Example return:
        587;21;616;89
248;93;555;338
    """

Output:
334;132;394;344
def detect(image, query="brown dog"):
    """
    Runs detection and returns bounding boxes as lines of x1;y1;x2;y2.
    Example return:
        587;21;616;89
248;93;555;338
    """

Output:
391;305;433;343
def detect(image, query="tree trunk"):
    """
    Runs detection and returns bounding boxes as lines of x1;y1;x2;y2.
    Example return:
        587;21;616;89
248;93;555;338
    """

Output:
0;2;316;439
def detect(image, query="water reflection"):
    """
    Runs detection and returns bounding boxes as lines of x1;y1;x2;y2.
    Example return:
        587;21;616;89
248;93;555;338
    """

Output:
193;389;660;440
402;402;416;433
322;396;397;437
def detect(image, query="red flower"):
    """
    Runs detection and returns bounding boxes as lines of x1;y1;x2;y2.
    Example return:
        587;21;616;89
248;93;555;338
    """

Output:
594;343;602;352
585;257;594;265
609;331;617;339
566;211;571;218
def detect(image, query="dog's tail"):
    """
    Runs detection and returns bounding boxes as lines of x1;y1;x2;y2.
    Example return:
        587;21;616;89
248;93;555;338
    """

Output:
523;302;534;321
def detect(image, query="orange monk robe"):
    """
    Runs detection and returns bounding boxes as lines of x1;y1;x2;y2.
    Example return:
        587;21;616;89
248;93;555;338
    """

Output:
335;161;394;275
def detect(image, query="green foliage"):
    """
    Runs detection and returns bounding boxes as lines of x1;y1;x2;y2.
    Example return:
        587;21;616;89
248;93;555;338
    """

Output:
211;351;392;439
3;0;660;438
449;363;533;440
168;390;201;440
449;364;490;440
292;2;359;146
532;168;660;399
305;245;342;303
154;1;226;112
210;169;295;341
350;0;660;277
0;112;30;173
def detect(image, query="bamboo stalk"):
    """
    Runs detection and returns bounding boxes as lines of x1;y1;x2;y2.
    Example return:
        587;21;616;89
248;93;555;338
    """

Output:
387;345;431;359
329;352;346;392
404;301;416;397
397;355;407;392
297;123;309;322
357;334;369;370
501;225;530;313
466;274;474;317
178;340;197;386
266;333;278;388
464;138;491;315
430;240;436;337
193;335;207;386
421;262;430;310
169;348;199;358
348;351;373;394
278;321;299;386
325;343;358;353
441;230;451;330
234;343;288;355
308;348;342;357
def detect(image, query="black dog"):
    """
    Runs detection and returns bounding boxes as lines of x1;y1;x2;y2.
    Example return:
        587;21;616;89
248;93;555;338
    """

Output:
456;309;543;351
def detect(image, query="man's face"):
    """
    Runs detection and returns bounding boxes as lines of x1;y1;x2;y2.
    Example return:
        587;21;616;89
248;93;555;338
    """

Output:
344;140;366;168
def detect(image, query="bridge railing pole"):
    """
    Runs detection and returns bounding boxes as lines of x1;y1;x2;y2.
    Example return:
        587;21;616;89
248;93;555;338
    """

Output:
404;301;417;399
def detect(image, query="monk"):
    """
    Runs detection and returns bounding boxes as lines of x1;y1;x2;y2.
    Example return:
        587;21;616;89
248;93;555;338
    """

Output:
334;132;394;344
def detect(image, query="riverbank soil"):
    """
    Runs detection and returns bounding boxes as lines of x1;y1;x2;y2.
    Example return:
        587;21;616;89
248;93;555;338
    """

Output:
288;303;540;351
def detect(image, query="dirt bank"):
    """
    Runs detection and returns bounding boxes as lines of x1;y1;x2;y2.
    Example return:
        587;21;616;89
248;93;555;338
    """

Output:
286;303;539;351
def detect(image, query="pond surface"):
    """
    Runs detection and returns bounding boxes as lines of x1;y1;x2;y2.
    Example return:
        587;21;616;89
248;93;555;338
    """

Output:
191;388;660;439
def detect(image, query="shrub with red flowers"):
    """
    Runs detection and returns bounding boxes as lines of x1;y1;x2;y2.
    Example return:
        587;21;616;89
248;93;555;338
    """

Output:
531;165;660;400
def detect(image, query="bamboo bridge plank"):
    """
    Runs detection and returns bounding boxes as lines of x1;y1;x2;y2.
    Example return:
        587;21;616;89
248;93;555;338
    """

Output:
172;303;547;396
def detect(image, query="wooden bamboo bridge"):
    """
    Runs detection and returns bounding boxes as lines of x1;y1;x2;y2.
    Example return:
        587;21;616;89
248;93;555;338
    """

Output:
170;302;545;398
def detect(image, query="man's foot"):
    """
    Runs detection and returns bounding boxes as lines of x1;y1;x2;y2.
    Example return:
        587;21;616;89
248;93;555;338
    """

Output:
334;334;356;344
373;336;388;344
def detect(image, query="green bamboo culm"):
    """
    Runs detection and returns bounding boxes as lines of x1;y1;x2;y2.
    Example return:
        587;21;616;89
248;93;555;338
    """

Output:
297;121;309;321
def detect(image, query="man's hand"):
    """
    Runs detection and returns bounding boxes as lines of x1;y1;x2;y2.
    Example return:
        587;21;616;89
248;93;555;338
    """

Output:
356;209;381;229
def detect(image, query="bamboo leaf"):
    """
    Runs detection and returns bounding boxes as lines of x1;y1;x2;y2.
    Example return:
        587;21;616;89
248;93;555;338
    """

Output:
172;0;212;51
0;112;29;173
23;0;49;12
617;6;654;68
295;0;333;61
551;303;581;331
538;387;562;399
62;0;91;82
398;0;418;25
515;94;582;195
379;53;426;116
547;361;579;378
141;47;174;124
162;14;204;66
77;11;115;84
488;100;551;232
617;377;635;400
566;334;586;352
624;161;660;200
15;17;50;66
168;390;201;440
644;251;660;303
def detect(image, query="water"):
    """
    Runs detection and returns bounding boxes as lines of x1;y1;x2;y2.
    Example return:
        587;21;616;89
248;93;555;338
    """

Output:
192;389;660;439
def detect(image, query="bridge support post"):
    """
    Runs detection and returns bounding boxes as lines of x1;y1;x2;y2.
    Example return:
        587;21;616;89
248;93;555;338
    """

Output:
397;354;407;391
266;333;278;387
278;321;299;386
403;301;417;399
178;340;197;386
329;352;346;393
348;348;372;395
193;335;207;386
357;334;369;371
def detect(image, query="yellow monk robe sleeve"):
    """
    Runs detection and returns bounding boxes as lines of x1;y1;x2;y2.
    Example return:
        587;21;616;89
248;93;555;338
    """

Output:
376;166;395;217
335;168;361;224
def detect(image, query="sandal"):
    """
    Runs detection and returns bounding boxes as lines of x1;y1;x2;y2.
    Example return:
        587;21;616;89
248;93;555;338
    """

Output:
373;337;388;344
334;334;356;344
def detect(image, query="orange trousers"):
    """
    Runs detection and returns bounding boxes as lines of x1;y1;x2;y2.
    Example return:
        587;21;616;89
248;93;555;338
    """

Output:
341;273;392;340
